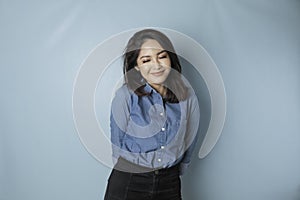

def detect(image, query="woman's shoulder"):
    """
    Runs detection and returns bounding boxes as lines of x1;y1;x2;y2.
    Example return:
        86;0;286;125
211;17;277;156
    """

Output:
114;84;130;94
180;76;197;101
113;84;133;101
179;84;199;112
184;84;197;101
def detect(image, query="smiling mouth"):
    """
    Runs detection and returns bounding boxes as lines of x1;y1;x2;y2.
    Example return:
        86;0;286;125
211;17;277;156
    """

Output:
151;71;165;76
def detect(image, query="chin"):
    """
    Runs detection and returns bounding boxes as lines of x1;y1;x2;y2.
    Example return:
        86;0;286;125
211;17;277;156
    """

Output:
149;77;168;84
149;79;166;85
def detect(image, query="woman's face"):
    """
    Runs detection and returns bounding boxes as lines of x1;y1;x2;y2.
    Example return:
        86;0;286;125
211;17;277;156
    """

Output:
135;39;171;87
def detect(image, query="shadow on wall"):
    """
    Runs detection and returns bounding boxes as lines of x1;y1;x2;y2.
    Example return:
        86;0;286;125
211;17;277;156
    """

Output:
180;57;211;199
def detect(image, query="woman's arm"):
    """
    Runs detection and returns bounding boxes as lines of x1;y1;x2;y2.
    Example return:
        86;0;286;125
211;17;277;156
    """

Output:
110;85;131;163
180;93;200;175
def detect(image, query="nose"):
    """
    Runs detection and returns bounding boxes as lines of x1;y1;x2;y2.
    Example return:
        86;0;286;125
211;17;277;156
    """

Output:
151;58;162;69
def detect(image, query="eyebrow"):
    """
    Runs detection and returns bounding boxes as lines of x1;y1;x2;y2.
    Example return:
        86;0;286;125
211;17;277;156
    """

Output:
139;50;167;60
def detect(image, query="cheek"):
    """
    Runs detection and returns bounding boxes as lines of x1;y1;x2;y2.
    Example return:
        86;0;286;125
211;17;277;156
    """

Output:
139;68;150;77
165;68;171;76
163;59;171;67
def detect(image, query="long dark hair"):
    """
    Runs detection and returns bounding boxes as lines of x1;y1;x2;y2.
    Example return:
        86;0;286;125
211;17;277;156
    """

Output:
123;29;187;103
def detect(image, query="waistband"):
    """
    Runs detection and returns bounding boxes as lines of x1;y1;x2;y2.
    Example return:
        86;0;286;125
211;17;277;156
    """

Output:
114;157;180;175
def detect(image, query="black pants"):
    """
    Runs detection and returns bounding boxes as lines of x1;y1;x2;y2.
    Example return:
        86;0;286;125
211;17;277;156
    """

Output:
104;158;182;200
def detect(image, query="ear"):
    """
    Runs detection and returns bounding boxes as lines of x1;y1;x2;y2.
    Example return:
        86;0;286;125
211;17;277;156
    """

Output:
135;66;140;71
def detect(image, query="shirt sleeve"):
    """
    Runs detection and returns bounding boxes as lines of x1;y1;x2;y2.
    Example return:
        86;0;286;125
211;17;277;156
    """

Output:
179;93;200;175
110;86;131;163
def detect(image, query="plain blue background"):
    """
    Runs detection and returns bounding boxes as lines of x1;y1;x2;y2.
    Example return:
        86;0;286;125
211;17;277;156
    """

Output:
1;0;300;199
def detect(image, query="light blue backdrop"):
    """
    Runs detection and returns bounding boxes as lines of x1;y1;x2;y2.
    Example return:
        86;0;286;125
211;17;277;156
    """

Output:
1;0;300;199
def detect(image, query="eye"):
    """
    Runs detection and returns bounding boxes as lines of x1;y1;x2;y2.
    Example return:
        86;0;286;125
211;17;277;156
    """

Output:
142;59;150;63
158;53;168;59
159;55;167;59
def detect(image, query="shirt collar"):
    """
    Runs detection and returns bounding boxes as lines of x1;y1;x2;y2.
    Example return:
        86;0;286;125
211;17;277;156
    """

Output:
144;83;158;94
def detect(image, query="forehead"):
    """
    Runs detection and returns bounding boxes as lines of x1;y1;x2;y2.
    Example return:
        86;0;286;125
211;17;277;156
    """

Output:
139;39;164;54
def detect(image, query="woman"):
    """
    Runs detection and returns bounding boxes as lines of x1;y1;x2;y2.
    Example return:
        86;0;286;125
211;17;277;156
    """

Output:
104;29;200;200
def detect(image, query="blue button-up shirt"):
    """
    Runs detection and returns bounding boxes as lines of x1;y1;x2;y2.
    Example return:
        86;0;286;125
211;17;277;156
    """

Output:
110;83;200;175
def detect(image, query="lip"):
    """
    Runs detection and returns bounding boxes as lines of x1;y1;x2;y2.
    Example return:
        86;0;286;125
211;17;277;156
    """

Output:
151;70;165;76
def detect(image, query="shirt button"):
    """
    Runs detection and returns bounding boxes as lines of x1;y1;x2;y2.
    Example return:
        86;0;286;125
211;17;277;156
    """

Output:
161;127;165;131
160;112;164;116
157;158;162;162
161;146;165;149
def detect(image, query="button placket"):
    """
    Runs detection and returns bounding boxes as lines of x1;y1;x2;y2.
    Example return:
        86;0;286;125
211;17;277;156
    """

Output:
156;97;166;167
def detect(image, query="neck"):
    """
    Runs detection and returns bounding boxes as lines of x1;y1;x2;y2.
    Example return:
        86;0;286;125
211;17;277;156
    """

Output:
149;83;166;96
